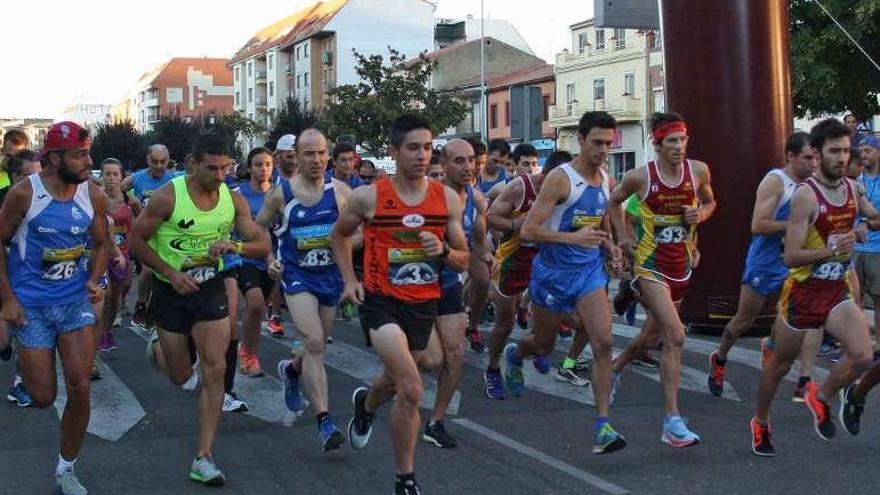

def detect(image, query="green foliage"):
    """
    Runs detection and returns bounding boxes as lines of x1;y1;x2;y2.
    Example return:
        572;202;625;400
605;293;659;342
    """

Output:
790;0;880;119
266;98;316;151
318;47;469;156
90;121;146;171
145;118;200;165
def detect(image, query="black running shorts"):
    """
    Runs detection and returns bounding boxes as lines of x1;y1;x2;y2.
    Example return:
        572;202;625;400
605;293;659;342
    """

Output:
148;274;229;334
360;291;437;351
436;282;465;316
237;263;274;300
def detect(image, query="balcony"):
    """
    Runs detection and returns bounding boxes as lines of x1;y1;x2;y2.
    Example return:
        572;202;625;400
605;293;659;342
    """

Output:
549;96;644;128
144;97;159;107
555;41;645;71
255;96;268;107
255;70;268;83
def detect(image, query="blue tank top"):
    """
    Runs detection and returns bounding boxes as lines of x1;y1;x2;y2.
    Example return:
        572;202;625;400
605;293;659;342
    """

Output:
9;175;95;306
536;164;609;269
131;169;174;207
477;168;507;195
275;178;340;276
857;172;880;254
235;181;271;270
441;185;477;289
744;169;797;273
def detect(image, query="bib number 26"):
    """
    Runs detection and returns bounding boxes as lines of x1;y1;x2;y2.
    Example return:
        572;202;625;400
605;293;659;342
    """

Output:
42;261;78;281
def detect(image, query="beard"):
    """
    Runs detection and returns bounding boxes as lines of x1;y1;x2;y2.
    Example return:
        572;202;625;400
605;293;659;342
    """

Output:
58;162;87;184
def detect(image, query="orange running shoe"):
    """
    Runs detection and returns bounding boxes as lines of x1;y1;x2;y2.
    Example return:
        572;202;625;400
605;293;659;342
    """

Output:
804;381;835;440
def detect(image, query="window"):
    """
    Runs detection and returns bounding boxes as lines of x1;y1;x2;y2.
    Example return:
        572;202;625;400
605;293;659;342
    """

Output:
610;152;636;183
268;54;274;71
490;103;498;129
578;32;589;54
304;72;309;86
248;88;253;103
472;101;481;133
234;92;240;106
624;73;635;96
297;75;301;88
542;95;550;121
269;81;274;98
566;83;576;104
504;101;510;127
304;44;310;58
296;46;301;60
595;29;605;50
234;67;239;82
247;63;253;77
647;31;661;49
653;89;666;113
593;79;605;100
614;28;627;50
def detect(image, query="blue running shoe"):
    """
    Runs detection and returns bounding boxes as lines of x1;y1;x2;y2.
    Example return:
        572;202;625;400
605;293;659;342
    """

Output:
661;415;700;447
504;343;525;397
484;368;506;400
533;354;551;375
7;378;32;407
318;415;346;452
593;422;627;454
277;359;304;412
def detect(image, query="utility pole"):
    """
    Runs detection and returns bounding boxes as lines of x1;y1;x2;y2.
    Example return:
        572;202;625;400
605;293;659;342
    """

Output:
480;0;487;143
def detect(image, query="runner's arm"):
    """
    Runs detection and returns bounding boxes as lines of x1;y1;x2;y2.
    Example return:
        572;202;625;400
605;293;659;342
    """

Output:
130;184;178;280
691;161;717;224
750;173;787;234
854;180;880;230
486;178;523;231
608;167;646;247
441;186;470;272
783;186;834;267
331;185;373;286
333;179;363;250
0;181;31;306
227;193;270;259
87;184;110;287
521;169;608;248
255;186;284;266
472;189;493;262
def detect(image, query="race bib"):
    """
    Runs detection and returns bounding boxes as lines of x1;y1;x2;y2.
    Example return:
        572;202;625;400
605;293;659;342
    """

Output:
41;246;84;281
655;225;688;244
181;255;218;284
388;248;437;286
812;261;846;281
571;213;602;230
293;223;334;267
299;248;334;267
185;266;217;284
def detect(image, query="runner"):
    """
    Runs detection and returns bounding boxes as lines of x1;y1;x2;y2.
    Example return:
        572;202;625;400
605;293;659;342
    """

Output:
0;121;108;495
267;134;298;335
707;132;818;398
331;114;469;495
0;128;29;198
130;132;269;485
329;141;364;189
608;111;717;447
257;129;352;452
751;118;880;456
424;138;491;448
477;138;509;196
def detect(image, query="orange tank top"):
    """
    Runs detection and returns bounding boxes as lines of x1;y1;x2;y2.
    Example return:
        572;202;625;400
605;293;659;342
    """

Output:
364;178;448;303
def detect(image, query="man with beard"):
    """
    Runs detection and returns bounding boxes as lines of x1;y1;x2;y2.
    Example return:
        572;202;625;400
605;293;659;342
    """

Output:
0;122;109;495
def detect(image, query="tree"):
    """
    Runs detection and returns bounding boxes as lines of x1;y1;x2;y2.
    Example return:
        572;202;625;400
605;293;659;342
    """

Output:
211;113;263;162
318;48;469;156
790;0;880;119
90;121;146;171
266;98;316;151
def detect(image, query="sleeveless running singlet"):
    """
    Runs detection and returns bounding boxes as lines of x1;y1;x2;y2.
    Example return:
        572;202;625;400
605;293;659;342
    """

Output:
477;168;507;195
108;197;134;256
364;178;448;303
236;181;271;270
441;184;477;289
275;177;340;274
634;160;698;281
493;174;538;296
148;176;235;284
744;169;798;274
9;174;94;306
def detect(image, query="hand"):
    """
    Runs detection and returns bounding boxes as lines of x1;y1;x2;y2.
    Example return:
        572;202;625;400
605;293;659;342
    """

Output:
168;270;200;296
341;280;365;305
683;205;700;225
109;254;129;280
268;259;283;281
692;247;702;268
481;250;495;268
855;222;868;243
617;235;635;256
419;231;444;257
210;241;240;256
86;281;104;305
0;296;25;327
603;242;624;277
832;231;857;257
570;227;609;249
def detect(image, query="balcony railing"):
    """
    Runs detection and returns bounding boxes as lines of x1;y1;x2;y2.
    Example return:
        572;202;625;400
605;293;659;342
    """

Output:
556;41;644;67
549;96;643;121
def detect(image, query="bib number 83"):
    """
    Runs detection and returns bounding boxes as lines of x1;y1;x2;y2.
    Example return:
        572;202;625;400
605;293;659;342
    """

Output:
655;225;687;244
43;261;78;281
300;248;334;267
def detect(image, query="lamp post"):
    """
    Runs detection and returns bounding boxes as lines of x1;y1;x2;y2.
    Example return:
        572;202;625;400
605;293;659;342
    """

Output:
480;0;487;143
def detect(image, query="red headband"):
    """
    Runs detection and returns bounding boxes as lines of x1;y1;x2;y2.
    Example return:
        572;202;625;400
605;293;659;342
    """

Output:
652;121;688;143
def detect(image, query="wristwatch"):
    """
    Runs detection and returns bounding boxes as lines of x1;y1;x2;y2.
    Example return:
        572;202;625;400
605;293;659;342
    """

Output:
439;242;451;259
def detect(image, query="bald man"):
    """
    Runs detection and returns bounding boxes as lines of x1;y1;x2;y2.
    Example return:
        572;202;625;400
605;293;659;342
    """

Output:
257;129;353;452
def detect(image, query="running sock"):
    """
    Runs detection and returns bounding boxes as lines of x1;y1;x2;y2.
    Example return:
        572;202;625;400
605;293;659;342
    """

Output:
797;376;811;386
224;339;238;394
562;357;577;370
396;472;416;484
56;455;76;476
286;361;301;380
714;355;727;366
594;416;609;435
316;411;329;425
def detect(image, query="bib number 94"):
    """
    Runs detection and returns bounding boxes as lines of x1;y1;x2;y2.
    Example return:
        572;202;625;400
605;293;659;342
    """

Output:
655;225;688;244
42;261;78;281
812;261;845;281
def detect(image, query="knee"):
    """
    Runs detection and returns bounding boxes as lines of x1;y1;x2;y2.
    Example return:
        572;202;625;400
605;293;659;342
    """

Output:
397;378;424;406
661;325;686;349
246;302;264;320
302;333;326;355
443;340;465;366
65;376;91;401
30;389;56;409
168;367;193;386
851;350;874;374
590;335;614;358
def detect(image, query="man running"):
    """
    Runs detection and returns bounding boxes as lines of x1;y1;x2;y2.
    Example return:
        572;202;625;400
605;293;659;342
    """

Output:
331;114;469;495
328;141;364;189
130;133;269;485
707;132;818;398
0;122;108;495
751;118;880;456
505;111;626;454
267;135;298;335
477;138;509;196
257;129;352;452
608;112;716;447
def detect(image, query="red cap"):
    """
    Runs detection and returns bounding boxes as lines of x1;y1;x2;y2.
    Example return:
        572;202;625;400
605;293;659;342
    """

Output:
39;121;91;159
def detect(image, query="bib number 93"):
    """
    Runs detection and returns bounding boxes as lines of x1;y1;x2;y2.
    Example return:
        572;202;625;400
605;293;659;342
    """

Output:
655;225;687;244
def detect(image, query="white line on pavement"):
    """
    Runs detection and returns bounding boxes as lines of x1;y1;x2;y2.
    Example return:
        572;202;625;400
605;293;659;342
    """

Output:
452;418;629;495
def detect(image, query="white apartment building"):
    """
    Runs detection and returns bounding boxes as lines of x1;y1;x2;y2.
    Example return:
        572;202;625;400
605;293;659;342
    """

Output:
230;0;435;132
550;19;664;181
56;103;113;132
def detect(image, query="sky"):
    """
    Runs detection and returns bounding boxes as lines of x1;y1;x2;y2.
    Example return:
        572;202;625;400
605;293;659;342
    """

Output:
0;0;591;119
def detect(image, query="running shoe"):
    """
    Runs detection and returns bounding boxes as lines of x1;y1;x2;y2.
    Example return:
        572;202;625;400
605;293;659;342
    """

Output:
829;350;842;363
145;328;159;363
466;327;486;354
613;278;636;316
817;341;835;357
484;368;506;400
238;346;263;377
805;382;835;440
609;372;622;405
760;337;774;370
90;358;102;381
112;315;122;328
556;366;589;387
348;386;374;449
503;343;525;397
56;469;87;495
574;355;592;374
277;359;304;413
189;455;225;486
131;301;147;327
839;383;864;436
423;420;457;448
707;351;726;397
750;417;776;457
634;351;660;369
592;422;627;454
267;315;284;337
792;378;811;403
98;333;112;352
533;354;551;374
515;304;530;329
661;415;700;447
106;331;118;351
7;379;32;407
394;477;422;495
558;324;573;339
319;415;346;452
222;392;248;413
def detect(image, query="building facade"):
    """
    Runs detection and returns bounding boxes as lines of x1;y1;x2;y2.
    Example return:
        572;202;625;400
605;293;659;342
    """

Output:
56;103;113;132
486;63;555;142
550;19;664;181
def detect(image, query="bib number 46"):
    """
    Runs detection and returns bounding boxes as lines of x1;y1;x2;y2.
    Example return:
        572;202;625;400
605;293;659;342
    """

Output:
186;267;216;284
